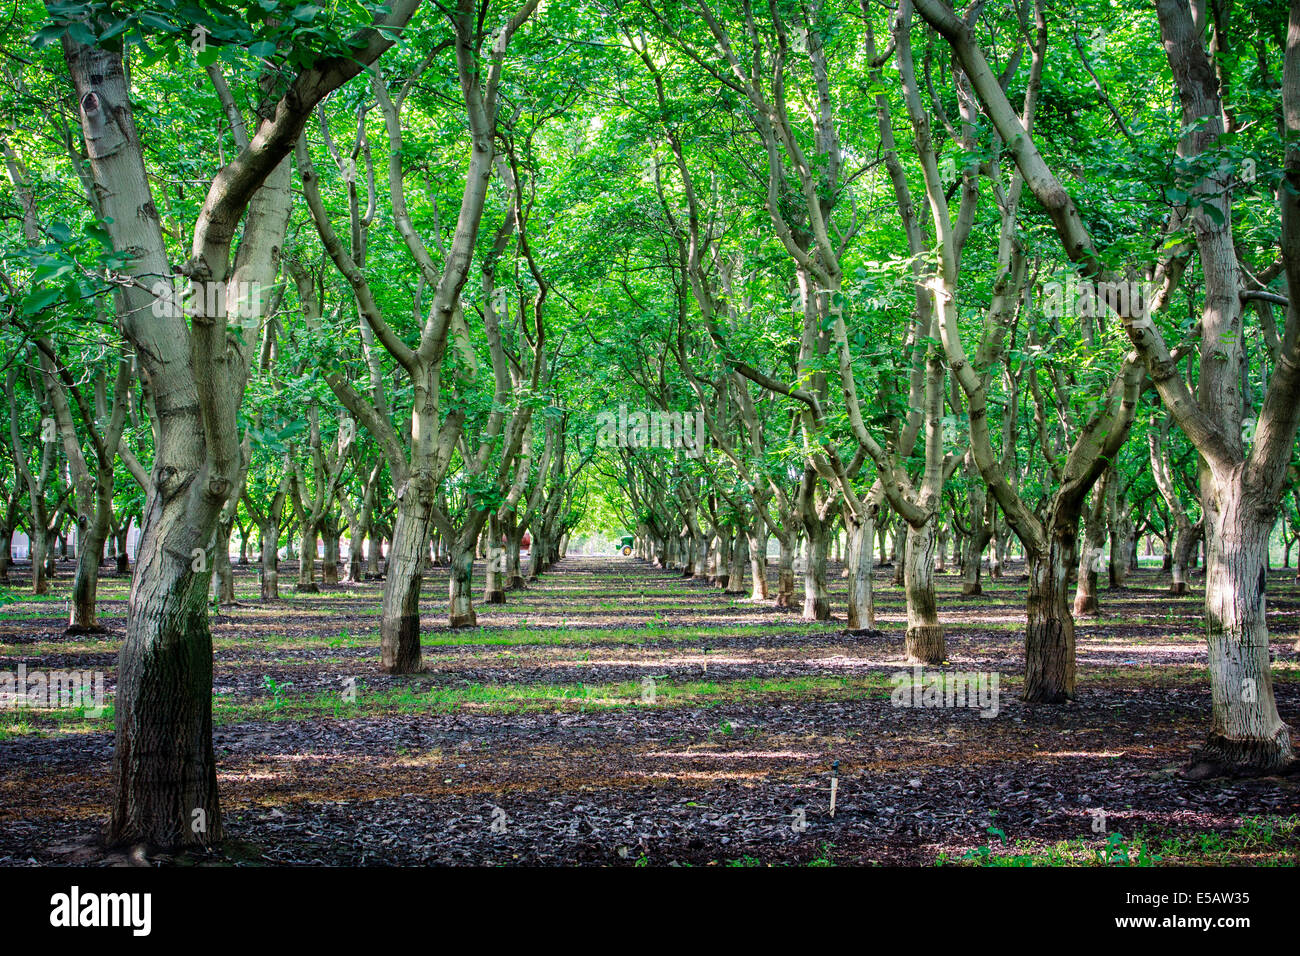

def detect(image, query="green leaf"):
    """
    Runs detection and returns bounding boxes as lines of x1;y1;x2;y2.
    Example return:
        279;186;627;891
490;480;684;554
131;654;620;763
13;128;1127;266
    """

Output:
21;287;63;315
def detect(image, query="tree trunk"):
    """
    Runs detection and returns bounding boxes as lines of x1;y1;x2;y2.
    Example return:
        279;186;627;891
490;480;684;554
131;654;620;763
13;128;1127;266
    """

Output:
528;531;546;580
449;539;477;627
776;536;796;608
904;515;944;663
1024;526;1078;704
713;532;730;588
484;513;506;605
845;513;875;630
747;526;769;600
258;524;279;601
297;524;318;592
380;494;430;672
891;527;906;586
68;471;114;633
321;523;339;585
505;525;526;590
0;526;11;584
802;522;830;621
30;524;48;595
347;522;365;583
1074;484;1107;617
107;537;221;849
366;532;383;579
1193;485;1295;773
115;522;131;574
693;533;710;582
725;529;747;595
1171;518;1202;594
962;495;994;596
1108;496;1130;588
214;521;236;607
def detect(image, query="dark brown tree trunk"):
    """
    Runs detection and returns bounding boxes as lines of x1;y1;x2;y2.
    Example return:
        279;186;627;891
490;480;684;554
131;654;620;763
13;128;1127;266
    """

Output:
0;526;11;583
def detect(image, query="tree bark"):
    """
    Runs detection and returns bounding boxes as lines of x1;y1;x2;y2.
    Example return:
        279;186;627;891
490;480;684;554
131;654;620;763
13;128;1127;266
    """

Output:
904;515;944;662
1025;514;1080;703
380;491;430;671
449;537;477;627
1193;481;1295;772
802;521;830;621
747;526;770;600
775;536;796;608
845;510;875;630
258;524;279;601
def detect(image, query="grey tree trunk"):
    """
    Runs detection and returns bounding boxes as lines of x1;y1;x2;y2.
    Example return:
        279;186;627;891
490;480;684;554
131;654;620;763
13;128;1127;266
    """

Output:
214;521;236;606
775;536;796;608
802;522;830;621
845;512;875;630
1193;485;1294;772
904;515;944;662
380;492;431;671
747;526;770;600
725;529;747;595
259;525;279;601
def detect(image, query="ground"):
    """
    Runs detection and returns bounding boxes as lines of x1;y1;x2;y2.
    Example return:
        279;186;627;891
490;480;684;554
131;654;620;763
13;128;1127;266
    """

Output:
1;554;1299;866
